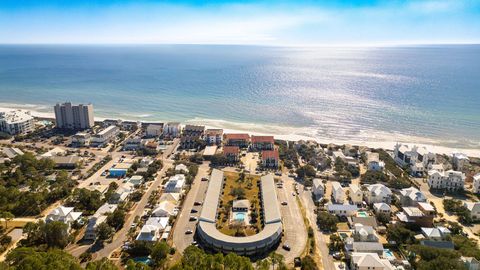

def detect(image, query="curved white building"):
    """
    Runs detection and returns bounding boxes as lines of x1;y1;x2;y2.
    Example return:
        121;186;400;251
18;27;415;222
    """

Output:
196;170;282;256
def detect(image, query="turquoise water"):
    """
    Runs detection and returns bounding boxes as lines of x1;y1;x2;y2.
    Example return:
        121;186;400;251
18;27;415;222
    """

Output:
0;45;479;149
357;211;368;217
234;212;246;221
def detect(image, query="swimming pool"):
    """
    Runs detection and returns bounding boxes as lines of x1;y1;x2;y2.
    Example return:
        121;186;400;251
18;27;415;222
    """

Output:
383;249;395;260
234;212;246;221
357;211;368;217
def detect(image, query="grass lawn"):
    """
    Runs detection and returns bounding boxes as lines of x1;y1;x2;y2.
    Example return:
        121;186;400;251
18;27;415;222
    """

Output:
217;171;262;237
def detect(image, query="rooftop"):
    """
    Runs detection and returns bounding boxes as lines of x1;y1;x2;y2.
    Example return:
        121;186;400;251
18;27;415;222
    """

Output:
251;135;274;144
224;133;250;140
0;110;33;124
261;150;279;160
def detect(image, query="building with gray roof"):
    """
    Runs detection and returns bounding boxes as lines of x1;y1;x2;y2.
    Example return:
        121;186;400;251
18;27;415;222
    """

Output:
197;170;282;256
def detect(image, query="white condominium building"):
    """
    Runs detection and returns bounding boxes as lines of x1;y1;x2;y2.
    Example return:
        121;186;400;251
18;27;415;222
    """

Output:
54;102;94;129
428;169;465;191
0;110;34;135
91;125;120;146
394;143;436;176
473;173;480;194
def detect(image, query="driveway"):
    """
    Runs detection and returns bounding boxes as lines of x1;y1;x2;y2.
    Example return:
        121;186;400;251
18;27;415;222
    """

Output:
276;175;307;265
171;161;211;253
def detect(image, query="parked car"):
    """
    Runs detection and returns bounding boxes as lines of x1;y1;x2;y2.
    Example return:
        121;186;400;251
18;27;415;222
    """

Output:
185;230;193;235
282;244;291;251
194;201;203;206
281;201;288;206
190;209;198;213
189;216;198;221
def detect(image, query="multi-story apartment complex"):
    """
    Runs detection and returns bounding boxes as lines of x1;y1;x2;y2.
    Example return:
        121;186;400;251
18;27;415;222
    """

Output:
204;129;223;145
54;102;94;130
0;110;34;135
427;169;465;192
394;143;436;176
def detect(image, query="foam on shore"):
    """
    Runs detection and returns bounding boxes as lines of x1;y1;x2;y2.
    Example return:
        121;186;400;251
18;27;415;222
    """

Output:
1;104;478;157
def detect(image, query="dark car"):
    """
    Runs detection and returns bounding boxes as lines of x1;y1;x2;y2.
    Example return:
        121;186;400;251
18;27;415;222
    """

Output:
294;257;302;267
282;244;291;251
190;209;198;213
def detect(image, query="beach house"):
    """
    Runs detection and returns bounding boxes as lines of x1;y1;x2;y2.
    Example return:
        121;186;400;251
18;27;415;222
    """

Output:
366;152;384;171
464;202;480;220
364;184;392;205
349;184;363;205
452;153;469;170
427;169;465;192
85;203;117;240
327;203;358;217
398;186;427;206
473;173;480;194
312;178;324;200
164;174;186;193
204;129;223;145
394;143;436;176
331;181;345;203
46;206;82;229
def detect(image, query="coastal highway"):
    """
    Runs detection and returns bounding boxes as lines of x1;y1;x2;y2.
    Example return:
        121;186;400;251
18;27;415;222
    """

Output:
171;161;211;253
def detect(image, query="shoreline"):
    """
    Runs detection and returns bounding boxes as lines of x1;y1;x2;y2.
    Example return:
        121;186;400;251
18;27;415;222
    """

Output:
1;105;479;158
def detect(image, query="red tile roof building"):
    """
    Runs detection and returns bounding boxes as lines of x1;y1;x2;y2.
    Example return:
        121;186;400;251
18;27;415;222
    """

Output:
224;133;250;148
261;149;279;168
251;135;275;150
223;146;240;162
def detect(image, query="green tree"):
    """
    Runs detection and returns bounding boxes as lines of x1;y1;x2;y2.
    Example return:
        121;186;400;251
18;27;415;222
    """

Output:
107;208;126;230
387;223;415;245
126;260;151;270
86;258;119;270
301;255;318;270
316;211;339;232
96;222;114;241
6;247;82;270
0;212;14;229
151;241;170;267
269;252;285;270
44;221;69;248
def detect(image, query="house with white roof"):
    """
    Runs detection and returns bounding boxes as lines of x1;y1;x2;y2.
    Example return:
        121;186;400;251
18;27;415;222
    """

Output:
175;163;189;173
373;203;391;215
352;223;379;242
473;173;480;194
398;186;427;206
110;182;135;203
331;181;345;204
136;217;169;242
349;184;363;205
421;226;451;241
46;206;82;229
327;203;358;217
364;184;392;205
152;201;177;217
128;175;144;187
428;169;465;192
312;178;324;200
366;152;384;171
394;143;436;176
464;202;480;220
2;147;24;158
159;192;181;205
164;174;186;193
85;203;117;240
350;252;395;270
453;153;469;171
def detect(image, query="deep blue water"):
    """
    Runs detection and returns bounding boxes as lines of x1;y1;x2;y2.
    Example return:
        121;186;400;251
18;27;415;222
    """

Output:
0;45;479;149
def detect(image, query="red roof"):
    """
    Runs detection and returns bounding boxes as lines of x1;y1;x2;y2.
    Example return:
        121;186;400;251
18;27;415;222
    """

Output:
223;146;240;155
251;135;274;144
261;150;279;160
224;133;250;140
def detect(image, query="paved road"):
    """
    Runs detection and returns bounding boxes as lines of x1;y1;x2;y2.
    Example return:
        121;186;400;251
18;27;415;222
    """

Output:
171;161;211;253
300;189;336;270
70;139;180;259
276;175;307;265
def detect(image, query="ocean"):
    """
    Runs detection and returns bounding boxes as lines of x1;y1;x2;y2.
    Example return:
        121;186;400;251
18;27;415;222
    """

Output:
0;45;479;150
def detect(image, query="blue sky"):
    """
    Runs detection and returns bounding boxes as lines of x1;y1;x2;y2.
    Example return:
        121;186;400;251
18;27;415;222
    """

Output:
1;0;479;45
